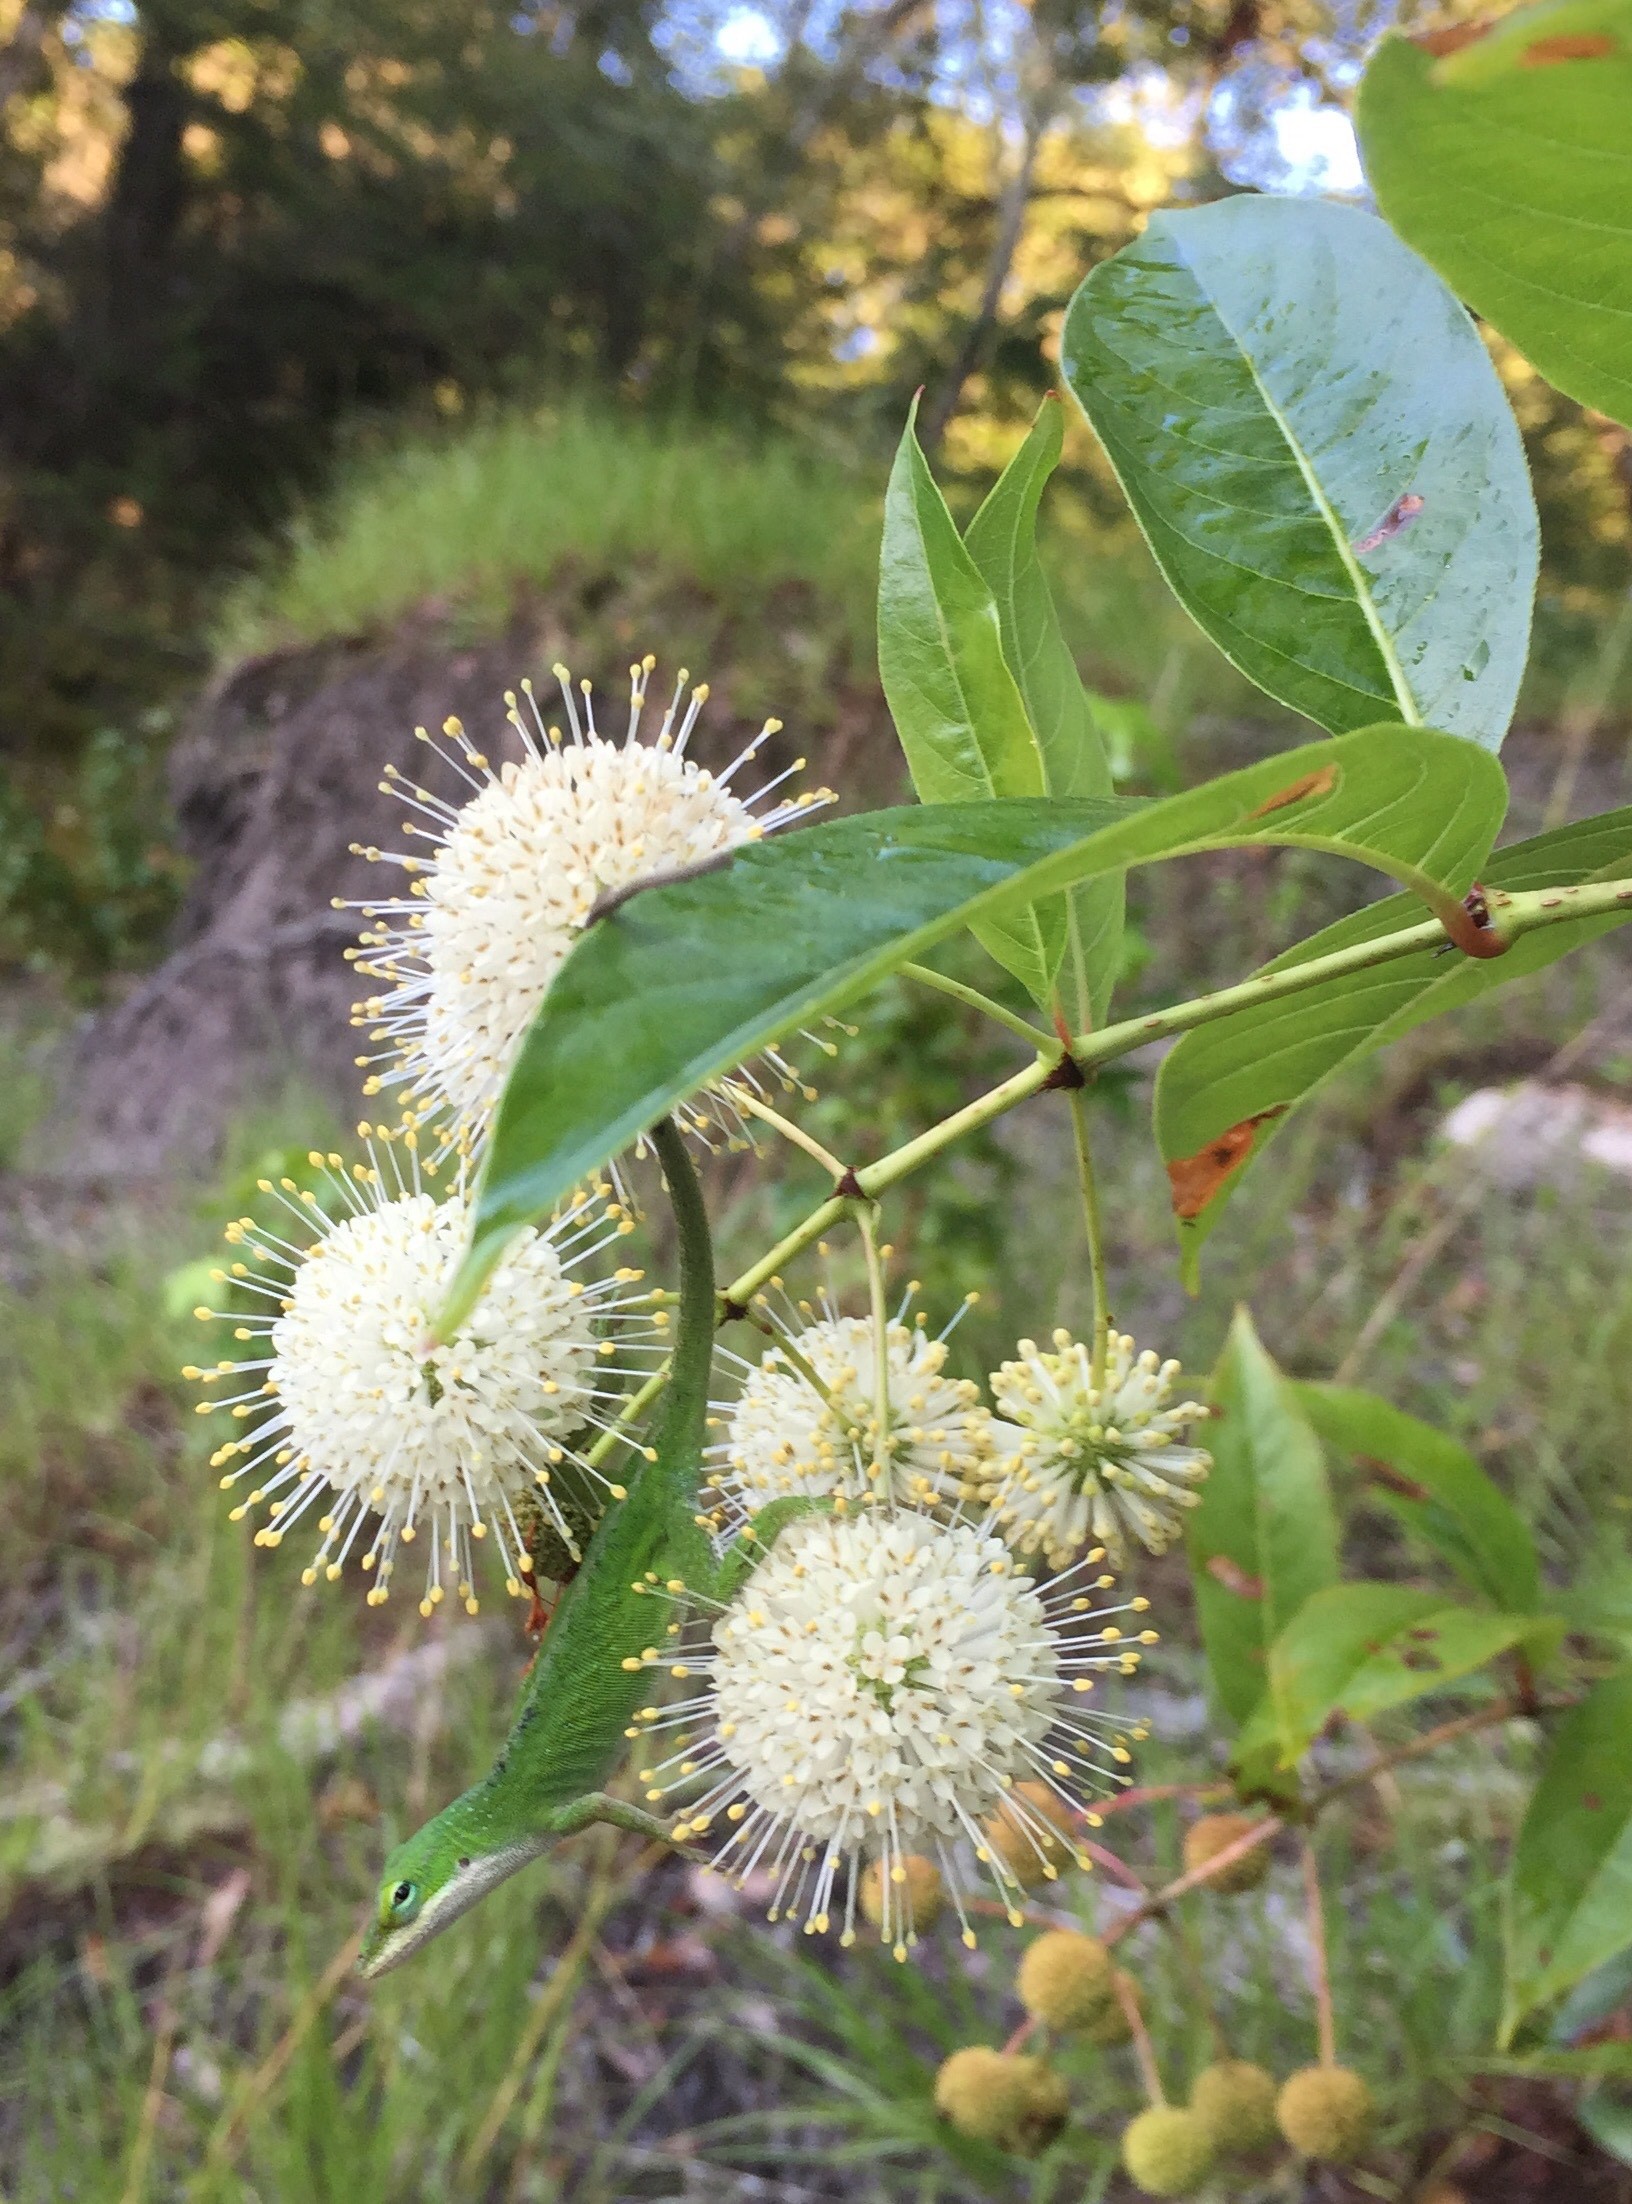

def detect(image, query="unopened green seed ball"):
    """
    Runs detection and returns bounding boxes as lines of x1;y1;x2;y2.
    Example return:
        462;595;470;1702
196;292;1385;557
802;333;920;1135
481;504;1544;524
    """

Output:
1121;2105;1216;2197
933;2048;1069;2154
859;1854;944;1935
1083;1969;1135;2045
1011;2057;1070;2156
1275;2064;1373;2162
1182;1812;1270;1894
934;2047;1025;2143
1189;2059;1278;2154
984;1780;1079;1887
1015;1929;1114;2028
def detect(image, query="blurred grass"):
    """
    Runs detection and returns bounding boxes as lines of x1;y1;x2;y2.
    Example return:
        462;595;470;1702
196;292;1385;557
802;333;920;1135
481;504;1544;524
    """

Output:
212;396;1272;756
216;399;883;668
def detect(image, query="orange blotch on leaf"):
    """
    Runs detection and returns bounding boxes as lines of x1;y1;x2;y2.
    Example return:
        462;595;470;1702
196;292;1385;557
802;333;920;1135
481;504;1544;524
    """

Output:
1166;1108;1287;1220
1247;766;1339;820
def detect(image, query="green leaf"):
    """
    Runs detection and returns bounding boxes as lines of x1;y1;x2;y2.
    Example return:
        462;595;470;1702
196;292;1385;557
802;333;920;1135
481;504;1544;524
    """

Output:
878;406;1062;1003
1061;194;1539;745
1155;806;1632;1260
1188;1308;1339;1728
964;399;1123;1026
447;725;1503;1323
1359;3;1632;431
1505;1667;1632;2038
1295;1383;1540;1615
1266;1582;1540;1766
1559;1546;1632;1655
1472;2044;1632;2082
1578;2088;1632;2170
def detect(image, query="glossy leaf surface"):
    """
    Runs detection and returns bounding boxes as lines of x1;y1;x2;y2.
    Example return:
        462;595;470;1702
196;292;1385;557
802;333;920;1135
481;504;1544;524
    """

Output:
1264;1582;1539;1766
965;400;1122;1025
878;409;1061;1001
1360;5;1632;430
1061;194;1538;743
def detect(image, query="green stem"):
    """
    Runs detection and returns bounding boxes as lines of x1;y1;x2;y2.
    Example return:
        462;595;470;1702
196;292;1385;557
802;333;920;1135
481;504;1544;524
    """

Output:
720;877;1632;1311
898;961;1048;1048
857;1205;893;1501
584;1362;671;1471
1067;1087;1111;1388
726;1085;847;1177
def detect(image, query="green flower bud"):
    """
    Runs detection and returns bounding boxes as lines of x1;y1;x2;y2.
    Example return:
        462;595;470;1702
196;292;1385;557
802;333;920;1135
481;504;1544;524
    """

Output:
983;1780;1081;1887
1275;2064;1373;2162
1016;1930;1114;2029
932;2047;1069;2154
1188;2059;1278;2154
1121;2105;1216;2196
1011;2058;1071;2156
859;1854;944;1934
1181;1812;1270;1893
934;2047;1026;2144
1083;1969;1135;2044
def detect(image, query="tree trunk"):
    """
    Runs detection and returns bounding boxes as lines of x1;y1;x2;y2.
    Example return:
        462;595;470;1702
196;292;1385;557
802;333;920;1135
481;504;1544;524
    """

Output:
918;108;1043;453
101;10;190;346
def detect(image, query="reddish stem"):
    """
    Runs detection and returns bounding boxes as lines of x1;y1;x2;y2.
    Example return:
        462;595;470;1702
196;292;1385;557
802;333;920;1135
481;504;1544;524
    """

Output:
1302;1837;1337;2068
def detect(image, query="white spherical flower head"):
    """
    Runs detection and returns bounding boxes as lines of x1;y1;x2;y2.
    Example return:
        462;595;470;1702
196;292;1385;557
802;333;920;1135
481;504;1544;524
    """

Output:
712;1308;992;1519
635;1507;1156;1956
982;1329;1211;1568
346;659;829;1146
189;1133;654;1615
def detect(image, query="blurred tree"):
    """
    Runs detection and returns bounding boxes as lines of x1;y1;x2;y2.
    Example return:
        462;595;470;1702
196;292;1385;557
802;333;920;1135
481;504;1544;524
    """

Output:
0;0;777;759
1;0;1628;984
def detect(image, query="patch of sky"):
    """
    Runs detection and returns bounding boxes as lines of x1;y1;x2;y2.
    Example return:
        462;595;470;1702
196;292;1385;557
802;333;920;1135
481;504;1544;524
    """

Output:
715;6;784;66
657;0;1383;204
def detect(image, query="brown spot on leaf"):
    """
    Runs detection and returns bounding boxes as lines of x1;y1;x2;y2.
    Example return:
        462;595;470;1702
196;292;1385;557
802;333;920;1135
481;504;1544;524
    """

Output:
1359;1455;1432;1503
1583;1793;1604;1811
1401;1648;1441;1671
1521;31;1617;62
1413;19;1491;53
1206;1554;1264;1601
1167;1108;1287;1219
1246;766;1339;820
1354;492;1425;555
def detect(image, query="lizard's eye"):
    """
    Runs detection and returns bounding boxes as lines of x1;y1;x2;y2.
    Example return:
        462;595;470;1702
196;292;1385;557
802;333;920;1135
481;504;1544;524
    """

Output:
386;1878;419;1922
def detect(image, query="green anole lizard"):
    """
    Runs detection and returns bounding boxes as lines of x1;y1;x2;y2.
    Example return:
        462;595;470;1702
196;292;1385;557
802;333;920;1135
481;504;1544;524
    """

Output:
359;1116;804;1977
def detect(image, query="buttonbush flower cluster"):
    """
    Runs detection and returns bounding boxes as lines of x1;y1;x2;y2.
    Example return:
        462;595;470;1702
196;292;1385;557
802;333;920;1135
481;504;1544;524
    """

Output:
709;1299;1212;1568
188;1125;661;1614
341;660;831;1156
189;654;1203;1977
192;659;825;1608
627;1504;1156;1953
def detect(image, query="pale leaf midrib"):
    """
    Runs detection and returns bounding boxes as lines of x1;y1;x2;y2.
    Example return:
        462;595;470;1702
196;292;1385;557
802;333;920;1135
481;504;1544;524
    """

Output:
1180;249;1423;728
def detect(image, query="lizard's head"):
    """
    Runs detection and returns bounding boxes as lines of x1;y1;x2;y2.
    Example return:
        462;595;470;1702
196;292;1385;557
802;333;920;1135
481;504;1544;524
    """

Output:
359;1817;549;1978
